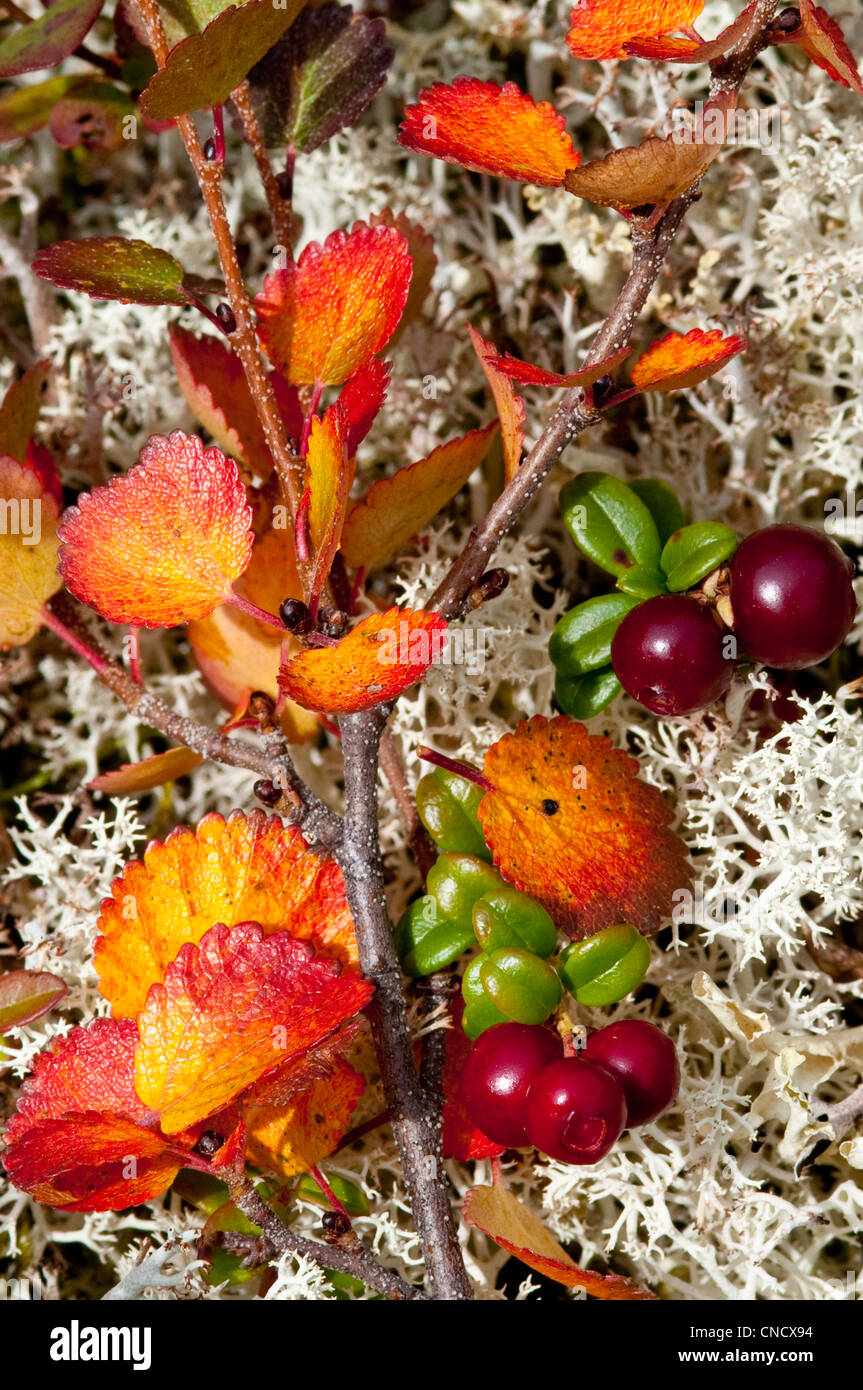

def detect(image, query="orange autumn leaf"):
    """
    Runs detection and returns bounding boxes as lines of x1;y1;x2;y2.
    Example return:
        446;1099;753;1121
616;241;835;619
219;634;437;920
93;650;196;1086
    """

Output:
307;401;354;602
89;745;204;795
489;345;631;389
0;359;50;466
255;221;412;386
169;326;302;478
564;92;736;208
467;324;525;483
134;921;373;1133
369;208;436;332
244;1056;365;1178
1;1019;190;1211
795;0;863;98
477;715;691;937
624;0;761;62
630;327;746;391
567;0;704;60
399;78;580;185
462;1183;656;1300
57;430;254;628
279;607;447;714
339;422;499;571
441;999;505;1162
0;457;60;650
94;809;357;1019
188;527;318;743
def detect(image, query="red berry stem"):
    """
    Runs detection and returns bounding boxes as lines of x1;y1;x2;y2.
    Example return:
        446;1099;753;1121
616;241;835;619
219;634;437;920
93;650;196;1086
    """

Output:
417;746;492;791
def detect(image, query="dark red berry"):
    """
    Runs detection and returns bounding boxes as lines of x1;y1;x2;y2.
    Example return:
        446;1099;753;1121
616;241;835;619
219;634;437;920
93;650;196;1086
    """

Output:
215;303;236;334
461;1023;564;1147
611;594;735;716
524;1057;627;1165
279;597;313;634
584;1020;679;1127
729;524;857;670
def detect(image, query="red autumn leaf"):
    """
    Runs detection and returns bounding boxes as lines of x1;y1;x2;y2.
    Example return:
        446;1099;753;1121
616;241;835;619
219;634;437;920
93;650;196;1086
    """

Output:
399;78;580;186
0;970;67;1031
488;346;632;389
0;359;50;466
340;422;499;571
279;607;447;714
2;1019;189;1211
630;327;746;391
57;430;254;628
169;326;303;478
139;0;306;121
467;324;525;484
338;358;390;456
88;745;205;795
95;809;357;1019
134;920;373;1133
188;527;319;743
49;81;135;152
566;0;705;61
624;0;760;62
0;0;103;79
794;0;863;98
463;1183;656;1299
244;1055;365;1178
255;222;412;387
441;1000;505;1162
24;440;62;509
477;715;691;937
306;401;354;603
564;92;736;209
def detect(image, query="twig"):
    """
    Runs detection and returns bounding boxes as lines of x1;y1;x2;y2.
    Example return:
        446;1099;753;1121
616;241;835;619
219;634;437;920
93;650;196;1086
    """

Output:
378;728;437;878
227;1175;426;1300
231;80;293;250
338;709;473;1300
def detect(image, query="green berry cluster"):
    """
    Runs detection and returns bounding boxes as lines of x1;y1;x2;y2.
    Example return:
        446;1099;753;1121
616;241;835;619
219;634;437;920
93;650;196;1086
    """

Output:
395;765;651;1035
551;471;738;717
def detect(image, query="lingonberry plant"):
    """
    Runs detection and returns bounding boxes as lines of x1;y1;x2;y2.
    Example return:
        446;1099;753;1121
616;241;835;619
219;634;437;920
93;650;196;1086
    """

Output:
0;0;861;1307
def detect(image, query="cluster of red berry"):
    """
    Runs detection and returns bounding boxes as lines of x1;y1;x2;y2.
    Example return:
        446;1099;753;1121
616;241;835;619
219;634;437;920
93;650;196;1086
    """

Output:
461;1019;679;1165
613;524;858;717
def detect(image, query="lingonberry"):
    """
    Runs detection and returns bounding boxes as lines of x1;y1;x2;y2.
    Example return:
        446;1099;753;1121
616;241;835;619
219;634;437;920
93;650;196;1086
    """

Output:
729;524;857;670
524;1056;627;1165
611;593;734;715
461;1023;564;1147
584;1020;679;1126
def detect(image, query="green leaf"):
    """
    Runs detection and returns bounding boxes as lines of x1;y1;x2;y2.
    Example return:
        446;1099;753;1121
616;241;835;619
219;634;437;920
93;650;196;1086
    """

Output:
248;2;393;153
0;0;103;79
560;471;662;578
32;236;194;306
549;592;641;677
660;521;738;592
627;478;686;546
0;970;67;1031
617;564;667;599
554;666;621;719
296;1172;369;1216
394;894;474;977
140;0;306;121
0;75;84;144
415;765;490;861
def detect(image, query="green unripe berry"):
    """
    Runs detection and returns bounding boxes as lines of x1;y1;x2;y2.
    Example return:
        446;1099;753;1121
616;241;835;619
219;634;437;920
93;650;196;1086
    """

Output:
415;767;491;860
558;924;650;1006
426;853;503;933
479;948;562;1025
472;887;558;958
395;895;475;978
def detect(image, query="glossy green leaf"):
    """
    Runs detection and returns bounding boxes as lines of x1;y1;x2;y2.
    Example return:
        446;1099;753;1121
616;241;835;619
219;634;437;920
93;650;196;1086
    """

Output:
617;564;667;599
479;948;561;1025
296;1171;369;1216
560;471;662;578
415;766;490;861
248;2;393;152
660;521;738;592
32;236;193;306
627;478;686;546
425;853;503;934
558;924;651;1006
462;994;508;1039
394;894;474;978
0;0;103;79
461;953;489;1010
140;0;305;121
554;666;621;719
549;592;641;677
472;887;558;958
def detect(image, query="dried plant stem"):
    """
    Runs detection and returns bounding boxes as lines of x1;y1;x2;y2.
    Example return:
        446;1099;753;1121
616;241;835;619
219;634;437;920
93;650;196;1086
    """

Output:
134;0;309;590
338;709;472;1300
227;1176;426;1300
